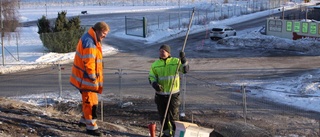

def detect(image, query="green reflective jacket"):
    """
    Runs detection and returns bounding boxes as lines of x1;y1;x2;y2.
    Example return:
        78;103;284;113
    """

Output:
149;57;185;95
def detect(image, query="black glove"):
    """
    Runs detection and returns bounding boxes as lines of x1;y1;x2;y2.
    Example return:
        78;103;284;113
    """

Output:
152;82;163;92
179;51;186;64
179;51;185;58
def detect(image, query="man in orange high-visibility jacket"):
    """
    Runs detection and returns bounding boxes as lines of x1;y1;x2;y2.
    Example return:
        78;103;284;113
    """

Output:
70;21;109;136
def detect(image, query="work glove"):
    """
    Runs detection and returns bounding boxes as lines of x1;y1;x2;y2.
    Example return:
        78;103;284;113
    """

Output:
152;82;163;92
179;51;187;64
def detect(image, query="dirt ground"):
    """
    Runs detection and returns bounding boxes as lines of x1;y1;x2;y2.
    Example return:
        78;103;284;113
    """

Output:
1;36;320;137
0;92;319;137
1;53;320;137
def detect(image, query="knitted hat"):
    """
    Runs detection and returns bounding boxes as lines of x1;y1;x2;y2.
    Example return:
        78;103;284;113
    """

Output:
159;44;171;53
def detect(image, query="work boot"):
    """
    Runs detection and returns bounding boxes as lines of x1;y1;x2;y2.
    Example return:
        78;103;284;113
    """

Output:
78;122;86;127
86;129;102;136
160;133;172;137
78;117;86;127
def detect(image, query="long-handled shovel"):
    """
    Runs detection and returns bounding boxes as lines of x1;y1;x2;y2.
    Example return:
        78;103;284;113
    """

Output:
159;7;195;137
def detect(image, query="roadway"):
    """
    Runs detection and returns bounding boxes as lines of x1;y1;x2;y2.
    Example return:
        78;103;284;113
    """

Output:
1;7;313;97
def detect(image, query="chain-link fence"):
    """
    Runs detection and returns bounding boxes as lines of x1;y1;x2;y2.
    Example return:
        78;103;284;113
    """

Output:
122;1;286;34
1;64;320;136
18;0;284;7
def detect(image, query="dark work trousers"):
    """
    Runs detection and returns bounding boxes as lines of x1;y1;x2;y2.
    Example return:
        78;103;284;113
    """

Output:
155;92;180;134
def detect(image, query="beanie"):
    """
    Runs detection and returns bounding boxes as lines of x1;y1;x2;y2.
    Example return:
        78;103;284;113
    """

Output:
159;44;171;53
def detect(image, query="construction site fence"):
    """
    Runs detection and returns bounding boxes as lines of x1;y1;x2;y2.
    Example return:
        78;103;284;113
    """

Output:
1;65;319;136
19;0;287;8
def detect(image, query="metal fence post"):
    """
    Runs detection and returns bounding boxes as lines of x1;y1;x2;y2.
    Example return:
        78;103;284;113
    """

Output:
143;17;147;38
180;74;186;117
101;100;103;122
125;16;127;35
58;64;62;98
115;69;126;106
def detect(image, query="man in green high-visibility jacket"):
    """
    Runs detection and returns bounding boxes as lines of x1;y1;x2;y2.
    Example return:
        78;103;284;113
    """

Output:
148;44;189;137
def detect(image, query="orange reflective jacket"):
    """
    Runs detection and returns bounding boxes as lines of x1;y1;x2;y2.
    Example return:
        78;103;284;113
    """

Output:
70;27;104;94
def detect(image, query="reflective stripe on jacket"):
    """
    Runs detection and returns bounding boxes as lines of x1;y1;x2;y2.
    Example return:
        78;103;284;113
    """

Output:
70;27;104;94
149;57;184;95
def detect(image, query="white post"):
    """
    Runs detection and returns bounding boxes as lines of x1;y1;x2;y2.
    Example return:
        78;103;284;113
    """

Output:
58;64;62;98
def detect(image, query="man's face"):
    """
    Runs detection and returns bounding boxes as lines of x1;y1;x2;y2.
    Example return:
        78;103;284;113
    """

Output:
159;49;170;59
96;30;109;42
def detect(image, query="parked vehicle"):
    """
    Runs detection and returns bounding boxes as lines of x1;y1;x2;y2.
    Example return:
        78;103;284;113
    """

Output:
209;26;236;40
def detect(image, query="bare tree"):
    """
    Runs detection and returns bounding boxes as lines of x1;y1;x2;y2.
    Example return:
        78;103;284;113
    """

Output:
1;0;19;66
1;0;19;35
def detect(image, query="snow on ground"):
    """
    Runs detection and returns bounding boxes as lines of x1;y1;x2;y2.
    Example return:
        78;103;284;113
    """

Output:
2;0;320;113
219;31;320;55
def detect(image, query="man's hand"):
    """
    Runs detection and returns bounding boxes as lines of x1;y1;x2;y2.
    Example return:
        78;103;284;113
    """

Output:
152;82;163;92
179;51;186;64
180;51;189;74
